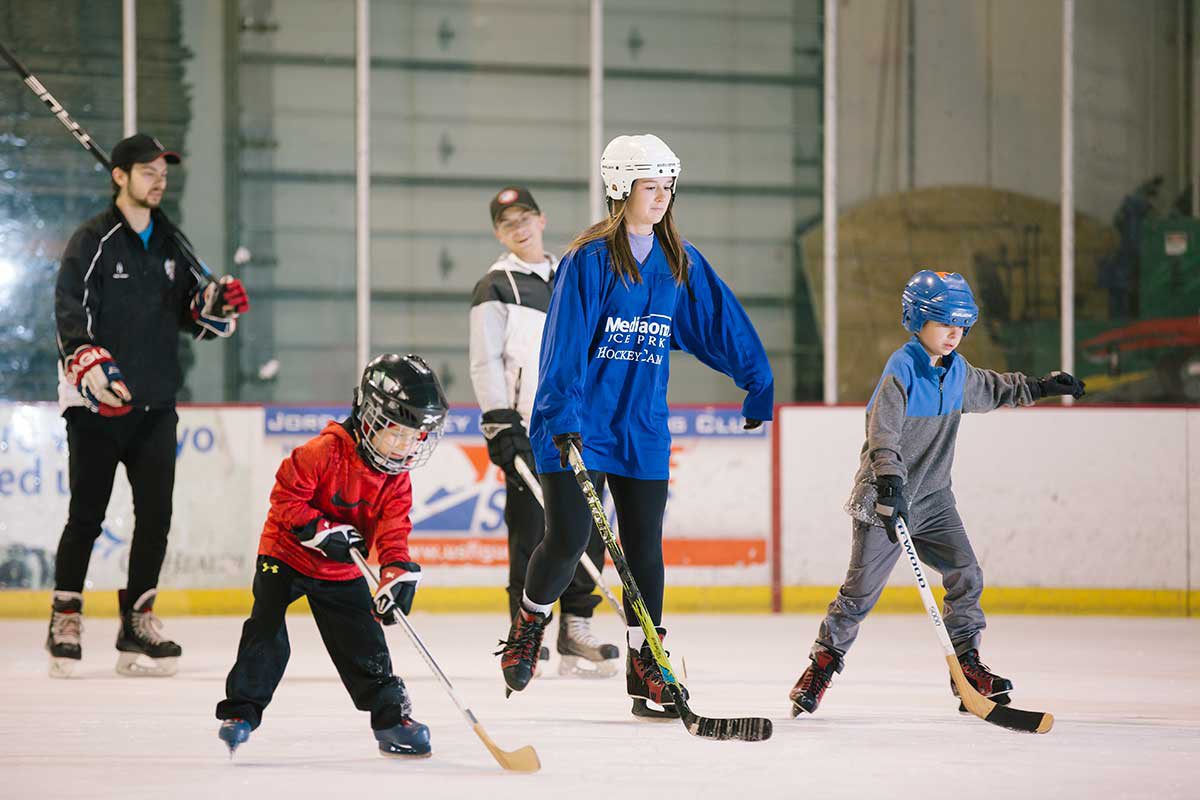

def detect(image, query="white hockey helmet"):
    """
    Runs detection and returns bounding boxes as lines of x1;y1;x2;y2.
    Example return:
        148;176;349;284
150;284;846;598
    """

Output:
600;134;681;201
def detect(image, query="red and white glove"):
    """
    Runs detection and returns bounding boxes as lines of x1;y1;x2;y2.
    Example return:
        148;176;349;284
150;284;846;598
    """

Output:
372;561;422;624
293;518;367;563
213;276;250;316
191;276;248;338
65;345;133;417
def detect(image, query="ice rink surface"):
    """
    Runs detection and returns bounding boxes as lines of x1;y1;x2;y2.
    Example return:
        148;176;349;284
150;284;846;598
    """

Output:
2;612;1198;800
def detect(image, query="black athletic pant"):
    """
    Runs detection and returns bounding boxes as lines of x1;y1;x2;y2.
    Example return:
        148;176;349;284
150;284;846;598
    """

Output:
54;407;177;603
526;471;668;626
216;555;411;731
505;472;604;621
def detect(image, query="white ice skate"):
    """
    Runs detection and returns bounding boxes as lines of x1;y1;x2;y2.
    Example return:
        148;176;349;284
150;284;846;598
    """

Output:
557;613;620;678
46;590;84;679
115;589;181;677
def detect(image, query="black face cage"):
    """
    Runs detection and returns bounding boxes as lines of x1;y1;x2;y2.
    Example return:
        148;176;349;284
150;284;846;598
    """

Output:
356;388;445;474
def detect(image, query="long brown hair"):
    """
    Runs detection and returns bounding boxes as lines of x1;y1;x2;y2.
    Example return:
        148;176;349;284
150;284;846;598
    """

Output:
567;194;690;286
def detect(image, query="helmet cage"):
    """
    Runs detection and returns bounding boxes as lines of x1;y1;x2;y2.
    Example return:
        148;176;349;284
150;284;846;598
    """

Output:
355;358;447;474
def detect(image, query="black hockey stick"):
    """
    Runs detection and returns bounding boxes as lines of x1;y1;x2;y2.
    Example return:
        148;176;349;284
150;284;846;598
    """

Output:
349;548;541;772
566;444;772;742
894;517;1053;734
0;39;220;290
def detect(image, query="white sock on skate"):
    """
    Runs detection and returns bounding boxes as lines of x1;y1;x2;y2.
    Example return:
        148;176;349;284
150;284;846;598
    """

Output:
521;593;554;617
627;627;646;650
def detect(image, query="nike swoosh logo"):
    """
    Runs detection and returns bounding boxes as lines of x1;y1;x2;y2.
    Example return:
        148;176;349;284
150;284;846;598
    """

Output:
331;491;369;509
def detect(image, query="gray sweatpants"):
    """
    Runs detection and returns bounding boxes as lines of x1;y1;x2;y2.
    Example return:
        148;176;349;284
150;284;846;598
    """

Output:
813;503;985;664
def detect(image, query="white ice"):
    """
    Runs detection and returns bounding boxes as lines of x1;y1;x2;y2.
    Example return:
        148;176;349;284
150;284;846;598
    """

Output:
2;613;1198;800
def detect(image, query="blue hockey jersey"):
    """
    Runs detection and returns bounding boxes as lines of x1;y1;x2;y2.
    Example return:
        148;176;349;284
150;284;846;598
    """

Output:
530;236;774;479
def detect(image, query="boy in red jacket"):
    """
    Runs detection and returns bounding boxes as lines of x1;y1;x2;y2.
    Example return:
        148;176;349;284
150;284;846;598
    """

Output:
216;354;448;758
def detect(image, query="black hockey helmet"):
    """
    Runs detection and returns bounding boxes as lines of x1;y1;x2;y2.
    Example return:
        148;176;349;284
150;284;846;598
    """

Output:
353;353;448;474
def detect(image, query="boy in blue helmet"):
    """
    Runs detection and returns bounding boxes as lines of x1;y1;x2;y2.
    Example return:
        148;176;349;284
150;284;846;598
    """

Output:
788;270;1084;717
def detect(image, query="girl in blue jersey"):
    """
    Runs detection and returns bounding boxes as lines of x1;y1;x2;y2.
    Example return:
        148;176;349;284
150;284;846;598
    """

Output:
496;134;774;718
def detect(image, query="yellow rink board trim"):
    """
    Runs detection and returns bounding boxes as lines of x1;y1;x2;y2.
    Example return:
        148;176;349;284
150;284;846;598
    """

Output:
1;585;1196;617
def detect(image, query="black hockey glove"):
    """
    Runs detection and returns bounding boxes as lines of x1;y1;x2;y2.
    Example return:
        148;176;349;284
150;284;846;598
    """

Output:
1029;371;1086;400
744;418;763;431
874;475;909;544
293;518;367;563
373;561;422;623
480;409;534;485
552;432;583;469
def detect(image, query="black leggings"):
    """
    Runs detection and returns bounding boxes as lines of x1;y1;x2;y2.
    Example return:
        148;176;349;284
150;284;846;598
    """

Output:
525;471;669;626
504;472;604;621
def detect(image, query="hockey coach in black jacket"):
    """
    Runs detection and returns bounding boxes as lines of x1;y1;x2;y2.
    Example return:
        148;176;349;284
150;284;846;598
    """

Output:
45;133;250;679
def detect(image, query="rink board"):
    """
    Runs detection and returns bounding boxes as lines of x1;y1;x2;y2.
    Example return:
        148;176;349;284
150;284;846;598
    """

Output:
1;402;1197;615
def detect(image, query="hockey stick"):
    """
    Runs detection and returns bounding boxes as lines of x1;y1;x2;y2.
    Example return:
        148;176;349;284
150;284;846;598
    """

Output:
893;517;1053;734
349;548;542;772
0;39;220;289
512;455;627;623
566;444;772;742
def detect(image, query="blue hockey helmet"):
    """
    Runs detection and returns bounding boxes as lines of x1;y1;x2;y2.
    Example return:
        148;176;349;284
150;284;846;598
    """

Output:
900;270;979;334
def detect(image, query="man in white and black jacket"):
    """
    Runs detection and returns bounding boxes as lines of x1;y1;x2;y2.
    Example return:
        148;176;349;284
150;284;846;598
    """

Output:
45;134;250;679
469;187;617;677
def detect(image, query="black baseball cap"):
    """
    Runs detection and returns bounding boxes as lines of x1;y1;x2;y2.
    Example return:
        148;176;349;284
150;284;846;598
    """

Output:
489;186;540;225
110;133;181;171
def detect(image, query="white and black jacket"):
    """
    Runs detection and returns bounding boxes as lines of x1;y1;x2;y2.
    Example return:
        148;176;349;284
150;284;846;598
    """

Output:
54;204;214;412
468;252;557;424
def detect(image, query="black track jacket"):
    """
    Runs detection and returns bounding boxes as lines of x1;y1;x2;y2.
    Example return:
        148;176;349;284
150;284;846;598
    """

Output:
54;204;214;411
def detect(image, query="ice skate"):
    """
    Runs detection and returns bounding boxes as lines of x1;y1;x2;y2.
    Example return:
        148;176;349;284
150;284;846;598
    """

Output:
375;717;432;758
952;649;1012;712
789;649;842;717
627;627;686;719
496;608;551;696
218;718;251;757
557;613;620;678
115;588;182;677
46;590;84;679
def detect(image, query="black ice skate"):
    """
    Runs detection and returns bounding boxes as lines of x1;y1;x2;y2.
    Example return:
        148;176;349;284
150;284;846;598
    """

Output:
46;590;84;679
218;718;251;757
375;717;431;757
789;649;843;716
557;613;620;678
951;649;1012;712
115;588;182;677
496;608;551;696
627;627;687;719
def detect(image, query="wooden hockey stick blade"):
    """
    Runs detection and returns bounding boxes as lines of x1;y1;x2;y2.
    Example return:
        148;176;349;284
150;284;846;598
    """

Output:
948;655;1053;734
671;686;774;742
472;723;541;772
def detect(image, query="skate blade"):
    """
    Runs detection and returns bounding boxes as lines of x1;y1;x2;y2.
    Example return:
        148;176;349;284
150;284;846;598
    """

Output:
48;657;79;679
790;701;813;718
631;698;680;720
115;652;178;677
378;746;433;759
557;655;619;679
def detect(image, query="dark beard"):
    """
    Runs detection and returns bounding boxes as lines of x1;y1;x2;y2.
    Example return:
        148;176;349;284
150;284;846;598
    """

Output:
127;187;161;209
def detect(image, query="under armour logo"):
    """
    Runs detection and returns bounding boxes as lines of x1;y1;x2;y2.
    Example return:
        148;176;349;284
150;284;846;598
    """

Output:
261;562;279;574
